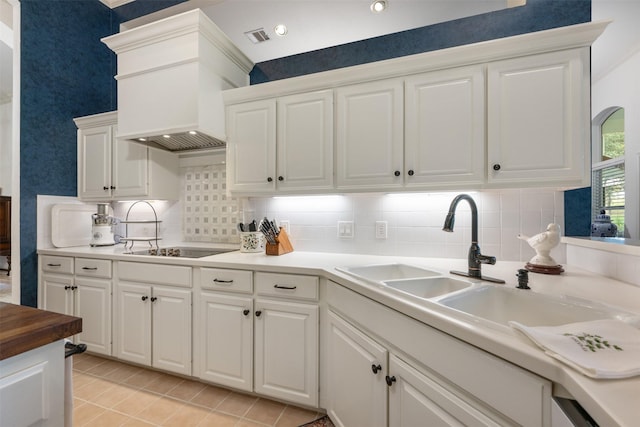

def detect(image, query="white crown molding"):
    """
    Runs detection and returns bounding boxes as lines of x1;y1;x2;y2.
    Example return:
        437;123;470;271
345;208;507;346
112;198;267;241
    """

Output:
100;0;135;9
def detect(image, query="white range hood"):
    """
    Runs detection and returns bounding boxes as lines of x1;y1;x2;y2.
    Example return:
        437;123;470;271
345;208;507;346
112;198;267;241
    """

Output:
102;9;253;151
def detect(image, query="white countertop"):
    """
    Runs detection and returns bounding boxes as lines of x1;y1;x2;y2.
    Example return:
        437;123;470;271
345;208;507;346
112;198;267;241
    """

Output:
39;244;640;426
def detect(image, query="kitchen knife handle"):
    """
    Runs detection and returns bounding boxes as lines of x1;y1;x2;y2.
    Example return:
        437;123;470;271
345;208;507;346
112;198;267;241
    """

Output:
274;284;297;290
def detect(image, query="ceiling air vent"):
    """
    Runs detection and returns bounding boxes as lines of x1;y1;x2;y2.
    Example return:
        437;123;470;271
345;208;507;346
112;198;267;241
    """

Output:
245;28;270;44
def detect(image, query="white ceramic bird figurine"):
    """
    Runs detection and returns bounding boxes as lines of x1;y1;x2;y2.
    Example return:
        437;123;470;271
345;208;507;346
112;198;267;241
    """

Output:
518;223;561;266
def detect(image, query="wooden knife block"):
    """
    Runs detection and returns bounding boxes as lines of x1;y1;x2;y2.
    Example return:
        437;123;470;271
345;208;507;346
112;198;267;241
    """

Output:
265;228;294;256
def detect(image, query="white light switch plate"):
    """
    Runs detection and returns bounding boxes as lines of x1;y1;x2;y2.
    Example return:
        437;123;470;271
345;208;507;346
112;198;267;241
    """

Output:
338;221;354;238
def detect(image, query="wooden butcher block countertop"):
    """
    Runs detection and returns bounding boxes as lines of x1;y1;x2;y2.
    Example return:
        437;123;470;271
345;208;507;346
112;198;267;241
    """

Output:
0;302;82;360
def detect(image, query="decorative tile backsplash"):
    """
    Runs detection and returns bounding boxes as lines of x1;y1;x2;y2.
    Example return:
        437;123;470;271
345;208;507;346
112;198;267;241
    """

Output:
246;189;567;264
182;164;242;244
169;154;567;263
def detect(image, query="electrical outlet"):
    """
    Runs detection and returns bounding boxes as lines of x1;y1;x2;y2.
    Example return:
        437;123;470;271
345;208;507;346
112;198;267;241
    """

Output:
280;220;291;235
375;221;388;239
337;221;354;238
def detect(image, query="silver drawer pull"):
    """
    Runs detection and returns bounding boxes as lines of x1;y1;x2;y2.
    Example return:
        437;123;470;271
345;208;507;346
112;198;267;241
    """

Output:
82;267;98;270
274;284;297;290
47;263;62;267
213;279;234;284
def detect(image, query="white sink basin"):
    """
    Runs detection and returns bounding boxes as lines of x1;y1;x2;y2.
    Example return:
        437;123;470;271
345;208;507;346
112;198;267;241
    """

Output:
336;263;441;283
437;285;636;328
383;277;473;299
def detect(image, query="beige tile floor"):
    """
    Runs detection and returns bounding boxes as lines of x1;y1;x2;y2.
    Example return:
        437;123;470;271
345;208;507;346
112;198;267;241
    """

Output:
72;353;325;427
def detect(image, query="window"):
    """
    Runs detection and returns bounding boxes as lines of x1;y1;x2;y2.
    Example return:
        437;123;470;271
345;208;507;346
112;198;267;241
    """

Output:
592;107;624;236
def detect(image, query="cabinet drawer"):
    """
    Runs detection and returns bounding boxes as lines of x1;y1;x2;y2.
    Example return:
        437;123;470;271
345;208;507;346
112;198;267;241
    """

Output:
118;261;192;288
40;256;74;274
200;268;252;293
255;272;319;301
75;258;112;278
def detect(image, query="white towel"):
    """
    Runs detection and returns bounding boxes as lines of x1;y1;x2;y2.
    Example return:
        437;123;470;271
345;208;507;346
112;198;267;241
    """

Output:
509;319;640;379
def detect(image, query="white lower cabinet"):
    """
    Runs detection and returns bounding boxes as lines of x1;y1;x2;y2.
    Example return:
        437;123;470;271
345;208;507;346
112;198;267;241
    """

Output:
388;354;502;426
254;298;318;406
198;291;253;391
327;310;501;427
39;256;112;356
327;310;387;427
326;281;552;426
115;262;192;376
195;268;319;407
115;283;192;376
74;277;111;355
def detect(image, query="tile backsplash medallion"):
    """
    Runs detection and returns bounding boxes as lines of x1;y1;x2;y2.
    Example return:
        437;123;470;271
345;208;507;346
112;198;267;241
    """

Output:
182;164;242;244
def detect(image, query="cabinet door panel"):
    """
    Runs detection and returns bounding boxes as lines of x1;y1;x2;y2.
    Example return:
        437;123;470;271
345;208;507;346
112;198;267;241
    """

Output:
487;48;589;186
254;299;318;407
227;100;276;192
337;79;404;189
327;311;387;427
152;287;192;376
78;125;112;199
198;293;253;391
389;354;504;427
405;66;485;188
277;91;334;191
76;277;112;356
115;283;151;366
42;274;74;316
112;136;148;198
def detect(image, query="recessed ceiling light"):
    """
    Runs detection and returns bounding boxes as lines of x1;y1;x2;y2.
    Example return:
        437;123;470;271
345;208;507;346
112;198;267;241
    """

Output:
163;135;171;138
274;24;288;36
138;138;147;142
189;131;197;135
370;0;387;13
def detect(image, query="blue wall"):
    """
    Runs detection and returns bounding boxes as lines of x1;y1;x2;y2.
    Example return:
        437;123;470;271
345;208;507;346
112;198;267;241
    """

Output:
19;0;590;307
251;0;591;83
20;0;185;307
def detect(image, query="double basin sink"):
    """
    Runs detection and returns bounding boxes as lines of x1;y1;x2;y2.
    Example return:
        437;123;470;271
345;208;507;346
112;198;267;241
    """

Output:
336;264;637;331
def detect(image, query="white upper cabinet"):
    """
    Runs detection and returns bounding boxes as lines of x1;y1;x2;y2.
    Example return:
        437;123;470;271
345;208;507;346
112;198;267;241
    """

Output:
226;91;334;194
223;22;606;195
336;79;404;190
405;65;485;189
487;48;590;187
77;119;116;200
277;91;334;191
226;100;277;193
111;137;148;198
75;111;179;201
